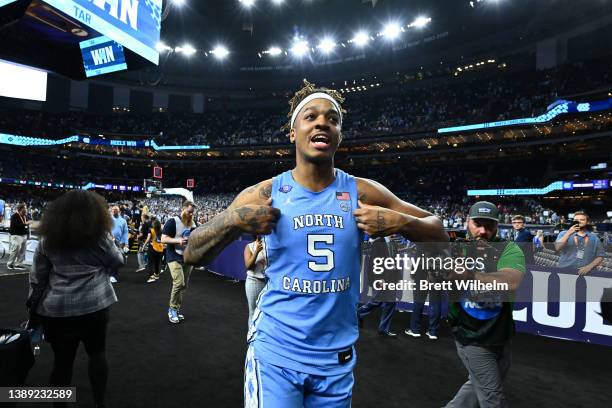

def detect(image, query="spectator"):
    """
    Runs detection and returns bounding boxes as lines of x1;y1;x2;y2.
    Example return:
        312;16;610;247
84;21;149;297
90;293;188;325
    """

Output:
510;215;534;264
161;200;197;324
533;230;545;253
7;203;30;270
110;206;128;283
243;236;267;327
359;236;400;338
144;218;164;283
28;190;124;408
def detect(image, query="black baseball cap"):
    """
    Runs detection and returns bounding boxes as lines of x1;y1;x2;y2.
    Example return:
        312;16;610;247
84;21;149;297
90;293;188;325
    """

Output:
469;201;499;222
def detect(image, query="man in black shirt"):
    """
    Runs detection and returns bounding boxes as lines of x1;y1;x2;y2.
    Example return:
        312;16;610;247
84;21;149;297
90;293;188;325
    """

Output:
137;214;151;272
7;203;30;270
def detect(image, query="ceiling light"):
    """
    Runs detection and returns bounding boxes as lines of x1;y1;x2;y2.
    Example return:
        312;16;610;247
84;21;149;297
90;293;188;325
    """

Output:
352;31;370;46
155;41;172;52
267;46;282;56
212;45;229;59
176;44;196;56
317;38;336;54
172;0;186;6
382;22;402;40
410;16;431;28
239;0;256;8
290;40;309;57
271;0;284;4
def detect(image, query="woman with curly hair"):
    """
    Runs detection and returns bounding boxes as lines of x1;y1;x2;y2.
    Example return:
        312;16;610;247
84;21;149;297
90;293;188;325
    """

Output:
29;190;124;408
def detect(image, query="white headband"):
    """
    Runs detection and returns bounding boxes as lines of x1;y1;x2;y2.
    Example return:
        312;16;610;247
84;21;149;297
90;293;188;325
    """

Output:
290;92;343;129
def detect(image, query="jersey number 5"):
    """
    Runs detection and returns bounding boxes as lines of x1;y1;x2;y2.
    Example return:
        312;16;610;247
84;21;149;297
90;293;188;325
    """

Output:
307;234;335;272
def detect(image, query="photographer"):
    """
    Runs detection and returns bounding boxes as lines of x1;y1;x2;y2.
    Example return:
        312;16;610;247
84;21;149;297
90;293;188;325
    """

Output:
445;201;525;408
554;211;604;276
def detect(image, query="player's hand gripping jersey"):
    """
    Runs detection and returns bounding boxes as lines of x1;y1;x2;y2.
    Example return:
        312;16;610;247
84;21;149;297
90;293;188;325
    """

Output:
248;169;363;375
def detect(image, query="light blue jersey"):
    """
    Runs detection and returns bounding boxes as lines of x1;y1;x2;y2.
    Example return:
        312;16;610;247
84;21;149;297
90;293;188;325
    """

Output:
249;169;362;376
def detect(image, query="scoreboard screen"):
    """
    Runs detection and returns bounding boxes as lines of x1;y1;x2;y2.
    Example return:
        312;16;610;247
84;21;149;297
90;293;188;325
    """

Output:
43;0;162;64
80;36;127;77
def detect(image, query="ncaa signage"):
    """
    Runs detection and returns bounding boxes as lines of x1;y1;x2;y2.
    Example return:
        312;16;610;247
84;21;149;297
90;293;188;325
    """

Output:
43;0;162;64
513;267;612;347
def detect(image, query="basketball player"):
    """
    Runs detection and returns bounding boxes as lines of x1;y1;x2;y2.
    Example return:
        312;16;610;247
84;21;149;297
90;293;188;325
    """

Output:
184;80;448;407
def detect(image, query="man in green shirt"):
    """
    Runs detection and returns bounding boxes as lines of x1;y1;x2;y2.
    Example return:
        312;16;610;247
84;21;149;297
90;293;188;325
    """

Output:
445;201;525;408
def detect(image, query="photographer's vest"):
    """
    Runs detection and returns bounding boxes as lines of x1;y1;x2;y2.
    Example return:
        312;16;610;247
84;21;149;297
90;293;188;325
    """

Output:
448;239;525;346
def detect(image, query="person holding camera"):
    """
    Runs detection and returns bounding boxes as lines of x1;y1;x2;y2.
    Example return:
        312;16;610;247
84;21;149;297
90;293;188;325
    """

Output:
554;211;604;275
445;201;525;408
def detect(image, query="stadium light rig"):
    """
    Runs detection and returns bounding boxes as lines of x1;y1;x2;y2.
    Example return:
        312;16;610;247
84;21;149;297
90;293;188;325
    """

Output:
409;16;431;28
176;44;196;56
155;42;173;52
265;46;283;56
317;38;337;54
212;45;230;60
290;39;310;57
350;31;370;47
381;22;402;40
239;0;257;8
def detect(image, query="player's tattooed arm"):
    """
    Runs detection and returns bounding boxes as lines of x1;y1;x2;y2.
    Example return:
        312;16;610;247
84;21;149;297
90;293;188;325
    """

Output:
184;179;279;265
354;178;448;242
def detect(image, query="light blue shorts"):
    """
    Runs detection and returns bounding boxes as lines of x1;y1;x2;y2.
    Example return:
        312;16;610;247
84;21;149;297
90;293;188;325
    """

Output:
244;345;354;408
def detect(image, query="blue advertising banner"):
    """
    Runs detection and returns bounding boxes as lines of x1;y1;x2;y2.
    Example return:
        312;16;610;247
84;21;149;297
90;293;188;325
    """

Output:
43;0;162;64
512;267;612;347
80;35;128;77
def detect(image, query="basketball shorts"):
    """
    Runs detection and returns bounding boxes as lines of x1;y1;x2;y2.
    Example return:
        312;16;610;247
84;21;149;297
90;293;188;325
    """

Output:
244;344;353;408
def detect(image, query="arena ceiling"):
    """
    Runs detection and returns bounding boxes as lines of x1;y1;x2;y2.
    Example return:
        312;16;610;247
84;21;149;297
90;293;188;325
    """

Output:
148;0;602;78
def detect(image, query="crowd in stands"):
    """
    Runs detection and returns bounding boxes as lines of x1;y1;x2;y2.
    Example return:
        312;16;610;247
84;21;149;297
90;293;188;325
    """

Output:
2;186;607;234
0;58;610;147
1;155;610;230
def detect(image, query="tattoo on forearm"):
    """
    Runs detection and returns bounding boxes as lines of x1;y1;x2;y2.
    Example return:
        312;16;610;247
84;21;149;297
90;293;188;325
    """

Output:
376;210;386;233
259;183;272;199
184;210;239;264
235;207;262;231
358;191;367;203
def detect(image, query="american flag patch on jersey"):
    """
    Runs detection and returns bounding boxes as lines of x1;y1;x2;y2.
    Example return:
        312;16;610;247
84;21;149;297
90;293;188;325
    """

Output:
336;192;350;201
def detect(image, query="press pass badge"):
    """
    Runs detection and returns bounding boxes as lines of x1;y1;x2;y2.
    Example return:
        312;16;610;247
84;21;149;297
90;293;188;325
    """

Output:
576;250;585;260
